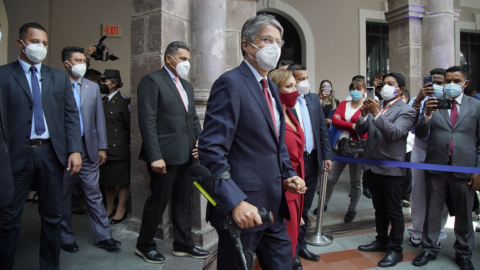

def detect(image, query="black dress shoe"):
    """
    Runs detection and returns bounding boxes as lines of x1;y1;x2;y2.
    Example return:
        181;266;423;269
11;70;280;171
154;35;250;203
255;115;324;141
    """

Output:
135;247;166;264
344;210;356;223
108;210;116;219
378;250;403;268
61;242;79;253
98;238;121;250
71;204;85;215
298;248;320;261
358;241;389;252
455;257;475;270
293;255;303;270
313;205;327;215
110;212;127;224
363;187;372;199
172;246;209;259
412;251;436;266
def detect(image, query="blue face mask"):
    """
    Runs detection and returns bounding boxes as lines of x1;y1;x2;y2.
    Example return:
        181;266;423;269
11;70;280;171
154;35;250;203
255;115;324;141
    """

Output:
444;82;465;98
350;90;363;101
432;84;444;98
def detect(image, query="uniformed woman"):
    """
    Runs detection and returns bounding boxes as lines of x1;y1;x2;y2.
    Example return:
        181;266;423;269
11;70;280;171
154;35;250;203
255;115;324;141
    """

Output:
99;70;130;224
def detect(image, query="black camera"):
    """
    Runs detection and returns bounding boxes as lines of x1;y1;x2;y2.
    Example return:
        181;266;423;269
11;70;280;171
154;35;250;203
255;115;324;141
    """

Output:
435;98;452;110
91;35;119;61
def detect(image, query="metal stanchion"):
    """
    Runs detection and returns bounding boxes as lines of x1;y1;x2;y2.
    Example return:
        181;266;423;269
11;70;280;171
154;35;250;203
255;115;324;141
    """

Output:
306;170;333;246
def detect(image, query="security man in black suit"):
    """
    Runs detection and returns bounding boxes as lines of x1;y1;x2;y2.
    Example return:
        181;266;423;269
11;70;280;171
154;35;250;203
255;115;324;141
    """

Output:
135;41;208;264
0;23;82;270
0;87;13;230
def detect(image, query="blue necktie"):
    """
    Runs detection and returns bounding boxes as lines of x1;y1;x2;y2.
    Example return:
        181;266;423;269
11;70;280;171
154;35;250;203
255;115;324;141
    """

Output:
72;82;84;136
30;66;46;135
297;96;314;153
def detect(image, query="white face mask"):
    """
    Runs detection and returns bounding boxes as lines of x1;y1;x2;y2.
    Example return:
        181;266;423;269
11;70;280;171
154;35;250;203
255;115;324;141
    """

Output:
66;61;86;78
248;42;281;71
296;80;310;95
21;40;47;63
169;54;190;77
380;84;397;101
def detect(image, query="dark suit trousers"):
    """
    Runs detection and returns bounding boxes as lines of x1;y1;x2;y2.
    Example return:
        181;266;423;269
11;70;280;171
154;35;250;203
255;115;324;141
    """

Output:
402;152;412;201
0;207;5;230
136;160;194;252
296;149;318;253
423;172;474;258
366;170;405;252
0;143;64;270
215;211;292;270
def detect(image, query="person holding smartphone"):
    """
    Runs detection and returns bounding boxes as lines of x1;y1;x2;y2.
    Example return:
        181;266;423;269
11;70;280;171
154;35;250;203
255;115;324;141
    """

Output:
407;68;449;249
318;80;339;125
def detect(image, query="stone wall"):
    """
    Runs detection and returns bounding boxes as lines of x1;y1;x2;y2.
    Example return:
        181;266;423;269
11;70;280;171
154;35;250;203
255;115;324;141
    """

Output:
129;0;257;251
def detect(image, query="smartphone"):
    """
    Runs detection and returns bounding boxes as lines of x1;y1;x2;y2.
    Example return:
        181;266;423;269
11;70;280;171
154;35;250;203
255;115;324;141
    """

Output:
323;84;331;96
367;86;375;100
436;98;452;110
423;75;433;86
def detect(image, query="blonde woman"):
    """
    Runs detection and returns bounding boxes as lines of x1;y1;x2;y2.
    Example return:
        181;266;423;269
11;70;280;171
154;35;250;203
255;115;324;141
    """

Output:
318;80;339;125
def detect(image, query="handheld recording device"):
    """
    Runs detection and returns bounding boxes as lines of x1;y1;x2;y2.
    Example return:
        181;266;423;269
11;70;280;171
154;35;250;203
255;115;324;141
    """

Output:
435;98;452;110
366;86;375;100
423;75;433;86
91;35;119;62
323;84;331;96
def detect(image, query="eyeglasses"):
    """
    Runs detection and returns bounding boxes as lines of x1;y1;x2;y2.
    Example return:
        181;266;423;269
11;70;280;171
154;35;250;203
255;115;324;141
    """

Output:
257;36;285;48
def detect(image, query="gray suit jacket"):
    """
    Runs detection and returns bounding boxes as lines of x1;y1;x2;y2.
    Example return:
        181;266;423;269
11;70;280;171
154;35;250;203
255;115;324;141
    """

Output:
356;100;416;176
416;94;480;179
79;78;108;163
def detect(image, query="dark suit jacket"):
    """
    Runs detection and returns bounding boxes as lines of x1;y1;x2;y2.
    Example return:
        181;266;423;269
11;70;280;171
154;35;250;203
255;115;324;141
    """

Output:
103;91;130;161
138;67;202;165
290;93;333;167
0;60;82;174
198;61;297;233
0;87;13;208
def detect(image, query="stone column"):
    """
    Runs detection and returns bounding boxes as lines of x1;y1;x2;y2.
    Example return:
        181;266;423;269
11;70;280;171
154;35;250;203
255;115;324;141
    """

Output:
189;0;226;250
385;0;424;92
421;0;455;75
129;0;190;240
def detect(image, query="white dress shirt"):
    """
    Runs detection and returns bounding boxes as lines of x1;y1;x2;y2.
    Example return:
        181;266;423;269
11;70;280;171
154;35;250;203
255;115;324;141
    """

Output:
107;90;119;102
244;60;280;135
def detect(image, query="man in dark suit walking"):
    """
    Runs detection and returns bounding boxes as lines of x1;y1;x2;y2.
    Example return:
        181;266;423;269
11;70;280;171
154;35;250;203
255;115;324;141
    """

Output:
413;66;480;270
198;14;306;269
136;41;208;264
287;63;333;269
0;87;13;230
0;23;82;270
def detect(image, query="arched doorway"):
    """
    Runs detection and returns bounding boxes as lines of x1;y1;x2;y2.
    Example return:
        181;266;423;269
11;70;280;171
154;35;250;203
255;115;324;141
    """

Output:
259;12;302;65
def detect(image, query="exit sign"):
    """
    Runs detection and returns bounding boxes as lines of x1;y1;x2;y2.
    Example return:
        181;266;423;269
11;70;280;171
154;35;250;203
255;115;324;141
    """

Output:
102;25;122;37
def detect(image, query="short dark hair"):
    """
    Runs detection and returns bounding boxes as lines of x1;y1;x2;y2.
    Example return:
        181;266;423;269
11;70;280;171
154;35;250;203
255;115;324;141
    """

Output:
430;68;446;76
277;60;294;68
287;63;306;77
84;69;101;79
384;72;405;88
61;46;86;62
352;75;365;82
19;23;47;39
445;65;467;79
164;41;190;62
402;89;410;100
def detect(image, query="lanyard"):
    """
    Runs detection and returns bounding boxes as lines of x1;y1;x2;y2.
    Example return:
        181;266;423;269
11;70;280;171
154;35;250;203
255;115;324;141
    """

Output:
381;97;402;114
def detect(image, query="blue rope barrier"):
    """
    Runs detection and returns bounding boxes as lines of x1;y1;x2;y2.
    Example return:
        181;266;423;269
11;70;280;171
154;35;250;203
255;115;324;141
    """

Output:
333;156;480;174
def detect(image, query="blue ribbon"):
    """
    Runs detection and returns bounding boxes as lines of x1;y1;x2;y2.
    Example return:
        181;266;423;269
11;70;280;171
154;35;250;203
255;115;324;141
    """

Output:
333;156;480;174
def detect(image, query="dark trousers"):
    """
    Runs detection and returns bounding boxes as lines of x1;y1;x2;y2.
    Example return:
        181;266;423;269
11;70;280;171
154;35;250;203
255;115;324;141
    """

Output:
0;207;5;229
215;212;292;270
71;175;82;205
0;143;64;270
296;150;318;253
366;170;405;252
423;172;474;258
136;160;194;252
402;152;412;201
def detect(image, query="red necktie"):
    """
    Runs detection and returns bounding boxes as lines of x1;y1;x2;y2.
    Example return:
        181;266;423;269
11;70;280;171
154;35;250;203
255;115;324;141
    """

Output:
260;79;278;137
450;100;458;153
